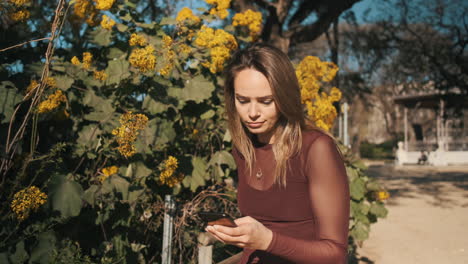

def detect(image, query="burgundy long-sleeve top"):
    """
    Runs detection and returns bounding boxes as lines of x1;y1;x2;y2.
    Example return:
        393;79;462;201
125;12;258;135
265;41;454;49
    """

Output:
233;129;350;264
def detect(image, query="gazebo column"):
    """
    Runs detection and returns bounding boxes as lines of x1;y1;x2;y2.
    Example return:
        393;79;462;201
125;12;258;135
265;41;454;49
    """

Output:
404;107;408;151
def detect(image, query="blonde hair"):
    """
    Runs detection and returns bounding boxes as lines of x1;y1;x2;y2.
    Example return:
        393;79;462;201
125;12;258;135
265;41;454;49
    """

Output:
224;43;310;187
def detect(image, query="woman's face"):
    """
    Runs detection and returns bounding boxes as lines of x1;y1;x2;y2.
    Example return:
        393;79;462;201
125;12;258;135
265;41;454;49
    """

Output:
234;68;279;144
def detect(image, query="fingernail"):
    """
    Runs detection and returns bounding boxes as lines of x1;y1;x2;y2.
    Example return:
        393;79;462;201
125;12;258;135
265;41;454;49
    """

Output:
213;225;218;230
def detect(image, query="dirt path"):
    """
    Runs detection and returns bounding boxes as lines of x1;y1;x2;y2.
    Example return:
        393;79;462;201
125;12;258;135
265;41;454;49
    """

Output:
356;164;468;264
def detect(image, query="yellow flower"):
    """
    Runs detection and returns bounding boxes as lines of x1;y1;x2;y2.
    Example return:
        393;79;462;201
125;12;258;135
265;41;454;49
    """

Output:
45;77;57;88
112;112;149;157
93;70;108;81
71;56;81;65
99;165;118;182
74;0;93;19
129;33;147;47
100;15;115;30
129;45;157;72
25;80;39;95
177;44;192;55
82;52;92;70
206;0;230;19
176;7;201;24
162;35;173;48
376;190;390;201
37;89;66;114
159;156;183;187
8;0;31;6
10;10;30;21
11;186;47;221
232;9;262;39
94;0;115;10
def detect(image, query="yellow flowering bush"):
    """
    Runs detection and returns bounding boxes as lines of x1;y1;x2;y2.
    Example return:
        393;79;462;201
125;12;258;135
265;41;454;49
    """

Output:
10;186;47;221
100;14;115;30
71;52;93;70
376;190;390;201
195;25;237;73
8;0;31;5
159;156;183;187
112;112;149;158
176;7;201;24
206;0;231;19
296;56;341;131
129;45;157;72
37;89;67;114
73;0;99;26
232;9;262;39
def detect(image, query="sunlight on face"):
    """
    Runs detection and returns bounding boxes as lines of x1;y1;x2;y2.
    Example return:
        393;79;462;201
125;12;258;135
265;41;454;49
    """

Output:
234;69;279;144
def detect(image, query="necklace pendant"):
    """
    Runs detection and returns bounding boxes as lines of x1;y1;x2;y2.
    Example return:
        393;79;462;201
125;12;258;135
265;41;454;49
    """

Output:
256;169;263;179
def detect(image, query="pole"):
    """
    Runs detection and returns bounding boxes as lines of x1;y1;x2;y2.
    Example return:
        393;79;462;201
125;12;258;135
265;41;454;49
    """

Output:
404;108;408;151
162;195;175;264
343;102;349;147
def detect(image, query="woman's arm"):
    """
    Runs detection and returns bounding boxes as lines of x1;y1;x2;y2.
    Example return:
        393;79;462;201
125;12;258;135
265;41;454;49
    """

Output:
264;134;350;263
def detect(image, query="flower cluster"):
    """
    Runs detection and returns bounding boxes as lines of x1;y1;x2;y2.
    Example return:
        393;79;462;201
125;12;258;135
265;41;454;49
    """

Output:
99;165;118;182
71;52;93;70
100;15;115;30
176;7;201;24
159;156;183;187
232;9;262;39
195;25;237;73
8;0;31;5
94;0;115;10
10;10;30;21
10;186;47;221
376;190;390;201
37;89;67;114
158;35;175;77
296;56;341;131
129;45;157;72
25;77;56;96
112;112;149;157
93;70;108;81
206;0;230;19
129;33;147;46
73;0;99;26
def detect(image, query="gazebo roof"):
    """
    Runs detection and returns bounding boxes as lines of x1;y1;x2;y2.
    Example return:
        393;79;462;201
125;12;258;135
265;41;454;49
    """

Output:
393;92;468;109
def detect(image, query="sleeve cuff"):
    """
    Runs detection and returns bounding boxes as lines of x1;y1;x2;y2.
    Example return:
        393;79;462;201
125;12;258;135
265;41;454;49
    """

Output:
265;230;279;253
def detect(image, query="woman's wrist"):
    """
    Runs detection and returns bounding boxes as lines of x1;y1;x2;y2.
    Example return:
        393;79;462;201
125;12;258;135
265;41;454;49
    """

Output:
261;228;274;251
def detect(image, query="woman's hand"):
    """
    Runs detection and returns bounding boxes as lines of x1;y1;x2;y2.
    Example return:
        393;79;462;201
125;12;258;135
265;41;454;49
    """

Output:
205;216;273;250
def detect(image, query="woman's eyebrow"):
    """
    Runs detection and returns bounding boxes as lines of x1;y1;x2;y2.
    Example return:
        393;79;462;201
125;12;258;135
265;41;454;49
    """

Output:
235;93;273;99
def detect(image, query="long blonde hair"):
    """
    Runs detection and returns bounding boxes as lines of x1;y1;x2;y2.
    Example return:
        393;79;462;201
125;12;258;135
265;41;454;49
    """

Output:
224;43;308;187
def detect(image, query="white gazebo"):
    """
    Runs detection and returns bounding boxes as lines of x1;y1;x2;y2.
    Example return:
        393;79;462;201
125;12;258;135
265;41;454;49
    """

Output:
394;92;468;165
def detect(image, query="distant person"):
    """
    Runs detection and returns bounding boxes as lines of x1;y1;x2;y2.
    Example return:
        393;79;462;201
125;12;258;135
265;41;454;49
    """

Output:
205;43;350;263
418;151;428;165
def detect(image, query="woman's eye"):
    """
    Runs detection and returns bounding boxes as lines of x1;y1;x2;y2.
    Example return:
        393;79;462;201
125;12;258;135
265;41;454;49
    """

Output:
262;100;273;105
236;98;248;104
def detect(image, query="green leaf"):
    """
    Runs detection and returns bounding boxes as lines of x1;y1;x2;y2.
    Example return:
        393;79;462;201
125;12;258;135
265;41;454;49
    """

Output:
82;89;114;121
200;109;215;120
48;174;83;218
126;161;152;179
190;156;207;191
107;47;126;60
350;177;366;200
106;59;131;85
54;75;74;90
83;185;100;206
103;175;130;200
208;151;236;168
366;180;381;191
76;125;102;148
9;240;28;264
181;75;215;103
90;27;112;46
142;96;169;115
29;231;56;264
0;82;22;124
350;222;369;242
369;202;388;218
159;17;177;25
116;23;129;32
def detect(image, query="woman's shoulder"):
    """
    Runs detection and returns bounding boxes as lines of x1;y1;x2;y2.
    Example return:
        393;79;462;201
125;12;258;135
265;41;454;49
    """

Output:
301;128;336;150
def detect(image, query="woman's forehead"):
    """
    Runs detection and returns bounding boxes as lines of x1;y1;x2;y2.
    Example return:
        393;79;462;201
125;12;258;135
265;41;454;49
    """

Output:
234;69;272;97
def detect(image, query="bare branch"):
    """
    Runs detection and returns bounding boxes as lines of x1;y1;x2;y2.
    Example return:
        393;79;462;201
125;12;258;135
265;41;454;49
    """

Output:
0;37;51;53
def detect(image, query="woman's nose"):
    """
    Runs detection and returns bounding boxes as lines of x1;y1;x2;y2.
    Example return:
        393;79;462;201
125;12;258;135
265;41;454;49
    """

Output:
248;103;260;119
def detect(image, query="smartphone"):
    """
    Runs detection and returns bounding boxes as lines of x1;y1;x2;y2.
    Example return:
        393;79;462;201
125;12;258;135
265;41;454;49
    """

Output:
198;211;237;227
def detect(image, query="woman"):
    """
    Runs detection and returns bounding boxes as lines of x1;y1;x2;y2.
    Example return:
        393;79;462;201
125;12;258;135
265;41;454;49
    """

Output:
206;43;350;264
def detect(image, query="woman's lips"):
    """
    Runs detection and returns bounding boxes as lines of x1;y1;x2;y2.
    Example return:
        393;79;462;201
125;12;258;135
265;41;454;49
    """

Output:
246;121;265;128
